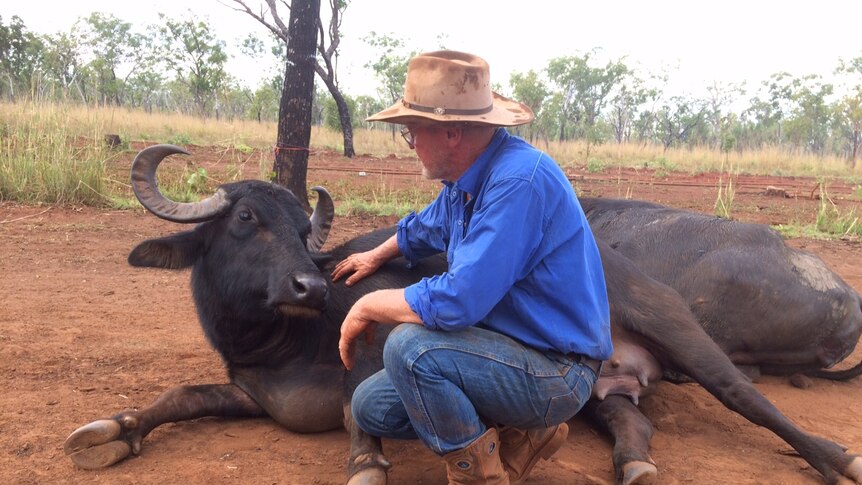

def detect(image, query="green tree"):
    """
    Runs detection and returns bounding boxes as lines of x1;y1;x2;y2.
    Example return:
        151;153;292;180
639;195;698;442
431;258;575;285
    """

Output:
157;14;229;116
607;71;658;144
834;56;862;167
40;31;85;102
352;94;384;129
0;15;45;101
836;88;862;167
238;35;285;122
509;70;549;143
247;78;281;122
546;51;629;144
363;32;414;139
746;72;795;147
705;81;745;149
125;70;164;113
364;32;411;106
74;13;145;106
783;75;833;155
655;96;707;150
323;93;356;131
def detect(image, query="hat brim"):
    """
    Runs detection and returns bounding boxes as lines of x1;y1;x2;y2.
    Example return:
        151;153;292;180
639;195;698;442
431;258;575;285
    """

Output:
366;92;534;127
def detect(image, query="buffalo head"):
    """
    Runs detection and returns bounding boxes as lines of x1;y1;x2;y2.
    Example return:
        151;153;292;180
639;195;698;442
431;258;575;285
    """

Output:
126;145;336;362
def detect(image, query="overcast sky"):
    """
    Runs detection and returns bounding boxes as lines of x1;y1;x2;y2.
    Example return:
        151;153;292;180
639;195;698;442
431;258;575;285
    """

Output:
6;0;861;99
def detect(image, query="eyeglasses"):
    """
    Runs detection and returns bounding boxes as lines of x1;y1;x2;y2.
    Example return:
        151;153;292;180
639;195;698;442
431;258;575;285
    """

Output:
400;126;415;148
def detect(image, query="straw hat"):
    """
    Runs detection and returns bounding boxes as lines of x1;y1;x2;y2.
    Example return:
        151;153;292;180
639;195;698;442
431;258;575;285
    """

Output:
367;50;534;126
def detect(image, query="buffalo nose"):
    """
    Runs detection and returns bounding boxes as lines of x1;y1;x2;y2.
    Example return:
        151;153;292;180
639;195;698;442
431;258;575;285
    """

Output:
287;271;329;307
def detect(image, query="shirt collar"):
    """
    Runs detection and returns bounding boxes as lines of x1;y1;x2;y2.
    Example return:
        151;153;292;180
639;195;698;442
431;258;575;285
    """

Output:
447;128;508;195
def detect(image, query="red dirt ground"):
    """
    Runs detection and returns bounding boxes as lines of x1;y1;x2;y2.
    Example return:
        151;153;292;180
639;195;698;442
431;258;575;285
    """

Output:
2;145;861;484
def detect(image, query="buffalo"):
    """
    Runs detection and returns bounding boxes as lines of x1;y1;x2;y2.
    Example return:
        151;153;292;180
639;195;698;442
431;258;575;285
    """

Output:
581;196;862;382
64;145;862;484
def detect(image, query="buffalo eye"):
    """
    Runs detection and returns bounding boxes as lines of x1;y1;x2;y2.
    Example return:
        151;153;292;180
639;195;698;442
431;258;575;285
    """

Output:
238;209;254;222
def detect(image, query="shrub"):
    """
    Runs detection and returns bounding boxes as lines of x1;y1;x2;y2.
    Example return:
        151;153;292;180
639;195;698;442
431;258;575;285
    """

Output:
166;133;192;145
586;158;606;173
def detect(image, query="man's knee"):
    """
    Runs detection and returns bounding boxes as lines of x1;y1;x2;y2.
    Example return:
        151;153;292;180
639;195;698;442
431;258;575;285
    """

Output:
383;323;428;368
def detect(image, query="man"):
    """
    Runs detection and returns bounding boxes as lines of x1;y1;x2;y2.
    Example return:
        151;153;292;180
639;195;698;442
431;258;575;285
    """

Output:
333;50;611;484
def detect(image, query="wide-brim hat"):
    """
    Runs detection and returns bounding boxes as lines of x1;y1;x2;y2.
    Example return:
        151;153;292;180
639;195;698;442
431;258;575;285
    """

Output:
367;50;534;127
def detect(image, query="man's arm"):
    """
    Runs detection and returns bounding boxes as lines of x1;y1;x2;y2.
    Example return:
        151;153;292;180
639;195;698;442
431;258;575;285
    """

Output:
331;234;401;286
338;288;423;370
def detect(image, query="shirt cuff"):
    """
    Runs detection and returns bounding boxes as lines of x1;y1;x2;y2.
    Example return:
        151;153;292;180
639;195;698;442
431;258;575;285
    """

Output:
397;213;419;267
404;281;438;330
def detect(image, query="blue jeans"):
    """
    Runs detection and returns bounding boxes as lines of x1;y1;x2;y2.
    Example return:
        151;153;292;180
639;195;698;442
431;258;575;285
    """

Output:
351;324;597;455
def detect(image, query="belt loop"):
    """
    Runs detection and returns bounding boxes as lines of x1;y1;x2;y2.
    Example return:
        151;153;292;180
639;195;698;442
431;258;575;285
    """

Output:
578;355;603;376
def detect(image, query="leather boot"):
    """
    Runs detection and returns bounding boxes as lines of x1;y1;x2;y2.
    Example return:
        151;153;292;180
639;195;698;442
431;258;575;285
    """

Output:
498;423;569;483
443;428;510;484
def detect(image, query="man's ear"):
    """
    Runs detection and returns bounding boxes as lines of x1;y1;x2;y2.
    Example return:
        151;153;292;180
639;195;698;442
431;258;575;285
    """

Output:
445;126;463;145
128;230;203;269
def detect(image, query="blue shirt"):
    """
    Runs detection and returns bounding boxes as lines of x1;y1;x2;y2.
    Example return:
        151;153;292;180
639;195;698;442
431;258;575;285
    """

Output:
398;129;612;360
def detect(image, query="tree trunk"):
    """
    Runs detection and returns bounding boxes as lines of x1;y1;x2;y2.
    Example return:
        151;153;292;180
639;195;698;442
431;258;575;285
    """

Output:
319;76;355;157
851;129;860;169
273;0;320;211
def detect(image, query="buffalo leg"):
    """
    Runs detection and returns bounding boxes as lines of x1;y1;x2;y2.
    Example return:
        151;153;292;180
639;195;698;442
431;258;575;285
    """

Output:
233;362;390;484
65;383;265;469
587;396;657;485
343;403;389;485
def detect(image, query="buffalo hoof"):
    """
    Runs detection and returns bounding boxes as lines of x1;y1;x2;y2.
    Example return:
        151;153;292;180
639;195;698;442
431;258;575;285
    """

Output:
346;466;387;485
64;419;131;469
621;460;657;485
789;373;813;389
846;456;862;483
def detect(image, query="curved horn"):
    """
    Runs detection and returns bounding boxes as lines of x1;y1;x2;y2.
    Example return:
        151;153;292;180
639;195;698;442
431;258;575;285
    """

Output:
130;144;231;223
307;186;334;252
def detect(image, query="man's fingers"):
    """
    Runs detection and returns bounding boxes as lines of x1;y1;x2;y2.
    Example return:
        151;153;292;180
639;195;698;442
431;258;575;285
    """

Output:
345;268;370;287
331;259;355;281
339;337;353;370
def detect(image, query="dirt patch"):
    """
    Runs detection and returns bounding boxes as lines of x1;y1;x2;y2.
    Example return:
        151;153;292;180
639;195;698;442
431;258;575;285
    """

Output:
1;148;861;484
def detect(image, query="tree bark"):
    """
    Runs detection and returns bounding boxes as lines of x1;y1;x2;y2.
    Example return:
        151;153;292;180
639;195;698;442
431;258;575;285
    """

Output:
314;0;354;158
851;129;860;169
274;0;320;211
317;74;355;157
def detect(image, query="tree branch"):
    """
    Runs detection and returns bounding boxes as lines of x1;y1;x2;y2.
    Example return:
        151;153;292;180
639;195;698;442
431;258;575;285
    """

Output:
227;0;289;43
265;0;292;39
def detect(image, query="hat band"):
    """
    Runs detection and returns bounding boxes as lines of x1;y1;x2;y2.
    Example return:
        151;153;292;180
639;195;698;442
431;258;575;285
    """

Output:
401;98;494;116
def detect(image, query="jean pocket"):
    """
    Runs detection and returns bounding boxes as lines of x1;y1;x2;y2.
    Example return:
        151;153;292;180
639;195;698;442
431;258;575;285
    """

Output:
543;366;592;427
543;391;581;427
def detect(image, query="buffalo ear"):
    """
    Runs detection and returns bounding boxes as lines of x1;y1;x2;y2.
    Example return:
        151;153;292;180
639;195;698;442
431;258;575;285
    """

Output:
128;230;202;269
310;252;334;269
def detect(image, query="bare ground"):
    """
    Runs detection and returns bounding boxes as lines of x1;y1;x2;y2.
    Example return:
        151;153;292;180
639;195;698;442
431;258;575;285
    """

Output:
2;146;861;484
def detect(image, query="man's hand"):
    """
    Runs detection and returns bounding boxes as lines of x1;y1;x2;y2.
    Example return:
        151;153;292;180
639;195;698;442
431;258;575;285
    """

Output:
331;250;383;286
331;234;400;286
338;289;423;370
339;296;378;370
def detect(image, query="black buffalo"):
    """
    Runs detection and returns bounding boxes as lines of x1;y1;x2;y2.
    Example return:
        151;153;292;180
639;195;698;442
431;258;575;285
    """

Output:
64;145;862;484
582;196;862;381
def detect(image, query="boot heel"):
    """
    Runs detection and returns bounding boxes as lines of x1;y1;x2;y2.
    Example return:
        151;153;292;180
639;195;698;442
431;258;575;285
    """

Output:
538;423;569;459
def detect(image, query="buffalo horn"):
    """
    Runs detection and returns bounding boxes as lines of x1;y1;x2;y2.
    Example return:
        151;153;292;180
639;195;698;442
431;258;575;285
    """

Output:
307;186;334;252
131;144;231;223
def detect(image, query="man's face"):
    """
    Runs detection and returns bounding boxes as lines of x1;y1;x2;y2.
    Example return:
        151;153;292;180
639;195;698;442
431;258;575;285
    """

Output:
405;124;454;181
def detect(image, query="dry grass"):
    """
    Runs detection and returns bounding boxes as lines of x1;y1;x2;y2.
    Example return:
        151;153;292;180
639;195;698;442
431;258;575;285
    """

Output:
2;101;860;211
537;139;859;178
